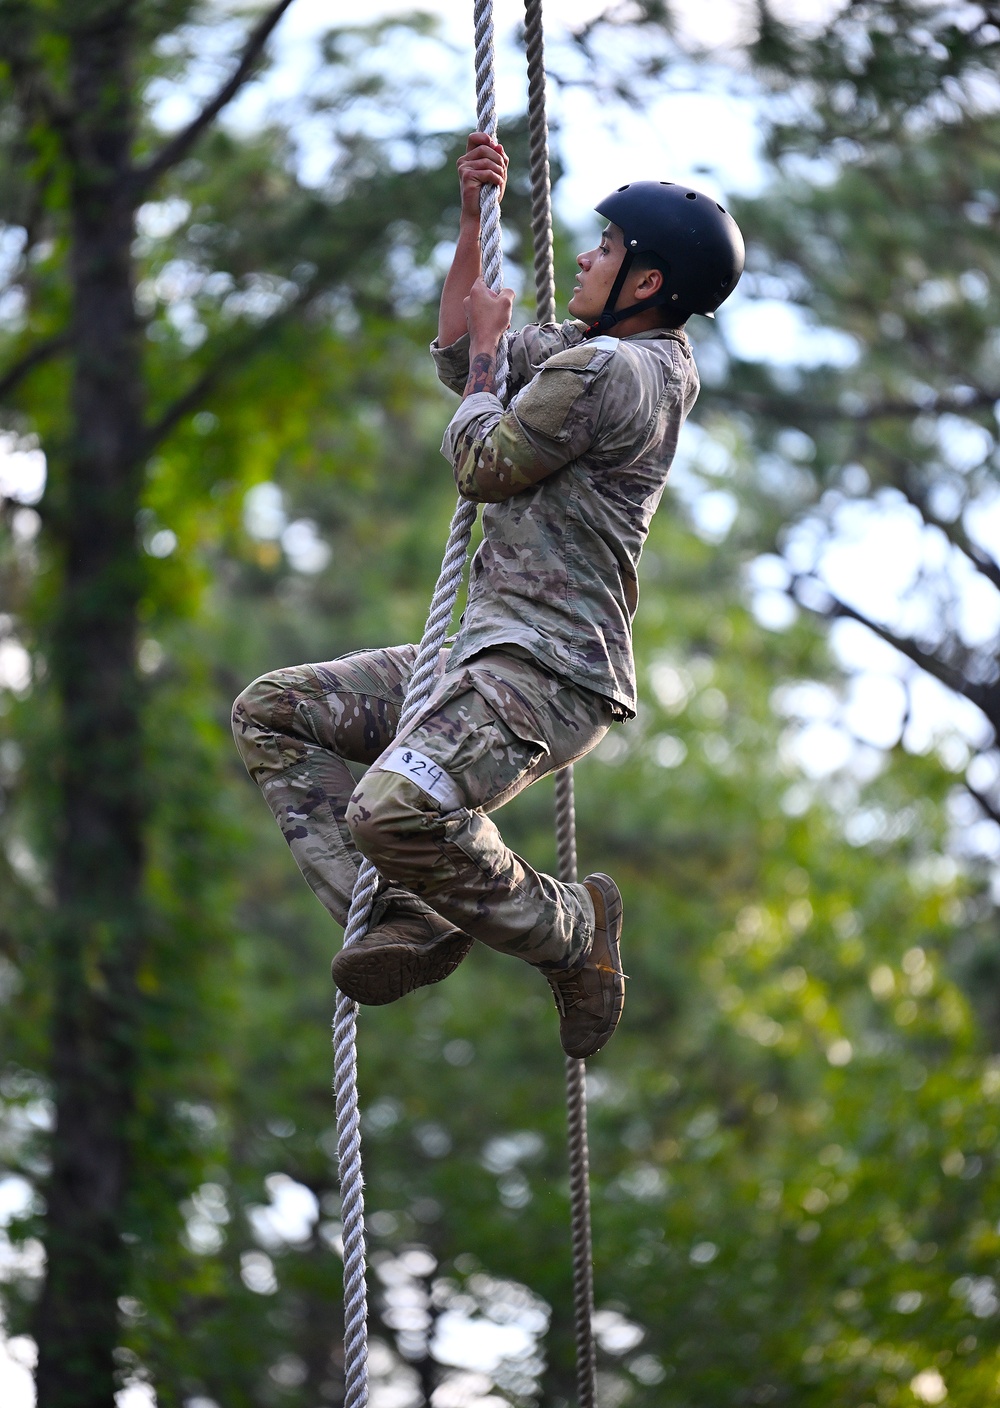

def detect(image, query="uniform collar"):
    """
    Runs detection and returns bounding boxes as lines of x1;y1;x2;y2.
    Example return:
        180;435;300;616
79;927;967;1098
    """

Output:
568;319;689;348
619;326;688;345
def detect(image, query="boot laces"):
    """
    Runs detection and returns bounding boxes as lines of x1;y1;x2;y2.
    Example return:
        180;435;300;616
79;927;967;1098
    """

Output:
547;971;587;1015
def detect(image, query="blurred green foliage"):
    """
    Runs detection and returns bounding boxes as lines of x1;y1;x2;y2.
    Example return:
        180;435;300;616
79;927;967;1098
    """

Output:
2;3;1000;1407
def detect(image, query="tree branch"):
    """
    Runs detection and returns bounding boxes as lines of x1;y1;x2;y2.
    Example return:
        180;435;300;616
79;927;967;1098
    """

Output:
709;384;1000;426
141;299;304;455
715;383;1000;589
966;777;1000;829
893;473;1000;595
0;332;70;404
142;358;235;454
852;432;1000;595
129;0;297;202
790;573;999;734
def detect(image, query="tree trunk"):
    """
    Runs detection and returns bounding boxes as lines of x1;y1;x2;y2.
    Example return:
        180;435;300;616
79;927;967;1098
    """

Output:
34;6;146;1407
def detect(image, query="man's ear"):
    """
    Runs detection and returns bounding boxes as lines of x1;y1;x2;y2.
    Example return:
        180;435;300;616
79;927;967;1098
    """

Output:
633;266;664;302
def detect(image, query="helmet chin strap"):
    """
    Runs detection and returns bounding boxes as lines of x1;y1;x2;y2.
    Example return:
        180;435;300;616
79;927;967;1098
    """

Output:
582;246;673;337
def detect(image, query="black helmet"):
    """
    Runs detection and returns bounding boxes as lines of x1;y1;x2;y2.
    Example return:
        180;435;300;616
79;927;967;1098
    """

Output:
586;180;745;334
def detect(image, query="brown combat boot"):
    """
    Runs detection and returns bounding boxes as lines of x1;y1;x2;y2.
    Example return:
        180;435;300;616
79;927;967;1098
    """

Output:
544;873;625;1059
331;908;473;1006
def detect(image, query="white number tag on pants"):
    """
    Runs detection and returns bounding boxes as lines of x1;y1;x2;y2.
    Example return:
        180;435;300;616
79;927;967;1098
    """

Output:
378;746;464;811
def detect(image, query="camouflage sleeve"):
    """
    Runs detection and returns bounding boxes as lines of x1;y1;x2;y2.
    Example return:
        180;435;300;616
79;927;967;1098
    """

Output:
441;341;618;503
430;320;588;401
430;332;473;397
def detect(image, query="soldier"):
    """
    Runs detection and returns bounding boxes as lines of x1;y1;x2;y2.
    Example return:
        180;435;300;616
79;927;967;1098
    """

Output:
232;133;744;1060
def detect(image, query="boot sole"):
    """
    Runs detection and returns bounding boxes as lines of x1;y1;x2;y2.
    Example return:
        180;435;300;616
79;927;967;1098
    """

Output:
332;933;473;1006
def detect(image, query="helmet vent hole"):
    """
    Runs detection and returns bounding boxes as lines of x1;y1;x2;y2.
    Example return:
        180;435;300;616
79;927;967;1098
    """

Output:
685;191;697;199
617;184;629;192
717;203;725;212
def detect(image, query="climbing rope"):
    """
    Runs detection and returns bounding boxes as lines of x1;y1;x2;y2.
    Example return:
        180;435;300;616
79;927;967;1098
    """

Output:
553;771;598;1408
523;0;556;327
523;1;598;1400
333;2;506;1404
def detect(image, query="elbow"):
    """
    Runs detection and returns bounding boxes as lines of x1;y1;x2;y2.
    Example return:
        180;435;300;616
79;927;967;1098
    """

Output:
454;462;482;500
453;443;522;502
454;460;494;502
455;471;510;504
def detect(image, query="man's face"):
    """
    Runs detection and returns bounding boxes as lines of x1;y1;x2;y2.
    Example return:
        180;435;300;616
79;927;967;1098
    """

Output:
567;223;627;322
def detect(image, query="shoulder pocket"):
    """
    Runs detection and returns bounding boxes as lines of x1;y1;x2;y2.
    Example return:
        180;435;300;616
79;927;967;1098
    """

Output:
515;345;614;441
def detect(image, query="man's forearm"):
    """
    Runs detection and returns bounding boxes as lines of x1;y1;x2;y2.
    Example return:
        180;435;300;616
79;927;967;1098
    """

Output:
463;345;498;398
438;217;482;346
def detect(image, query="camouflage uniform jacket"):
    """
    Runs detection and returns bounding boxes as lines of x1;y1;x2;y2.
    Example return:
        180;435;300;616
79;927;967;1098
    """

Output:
431;319;700;716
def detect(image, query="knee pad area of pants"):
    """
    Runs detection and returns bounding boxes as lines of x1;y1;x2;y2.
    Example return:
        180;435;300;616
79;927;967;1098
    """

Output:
232;673;289;732
347;770;451;890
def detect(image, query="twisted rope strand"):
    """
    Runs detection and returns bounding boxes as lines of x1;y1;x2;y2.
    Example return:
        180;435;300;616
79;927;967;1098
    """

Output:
333;3;506;1404
333;988;368;1408
554;769;597;1408
523;1;599;1400
473;0;509;394
524;0;557;327
553;765;578;886
565;1055;598;1408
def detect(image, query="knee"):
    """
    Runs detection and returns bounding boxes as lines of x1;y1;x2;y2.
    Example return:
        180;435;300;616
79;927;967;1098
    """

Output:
347;770;435;877
231;671;301;782
232;671;291;739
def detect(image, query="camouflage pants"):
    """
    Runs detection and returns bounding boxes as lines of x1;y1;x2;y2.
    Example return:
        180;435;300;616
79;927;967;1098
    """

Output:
232;646;614;967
